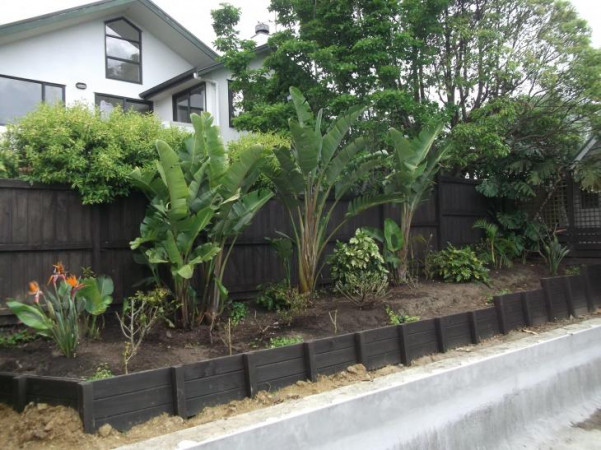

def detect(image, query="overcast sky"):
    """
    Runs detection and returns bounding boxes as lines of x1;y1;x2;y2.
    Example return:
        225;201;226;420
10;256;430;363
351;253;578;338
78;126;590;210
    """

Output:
1;0;600;48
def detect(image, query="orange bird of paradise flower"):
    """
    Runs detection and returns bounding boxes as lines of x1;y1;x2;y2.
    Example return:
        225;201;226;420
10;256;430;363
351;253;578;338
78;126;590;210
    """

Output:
28;281;43;303
48;262;67;285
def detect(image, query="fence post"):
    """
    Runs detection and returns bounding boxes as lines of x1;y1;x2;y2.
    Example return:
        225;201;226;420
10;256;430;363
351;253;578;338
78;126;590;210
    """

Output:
303;342;318;382
436;175;444;250
397;325;409;366
243;353;257;398
563;277;576;318
171;366;188;419
13;375;27;412
521;292;532;327
354;332;367;367
77;382;95;433
435;317;447;353
494;296;508;334
541;279;555;321
583;272;595;312
468;311;480;345
91;207;102;272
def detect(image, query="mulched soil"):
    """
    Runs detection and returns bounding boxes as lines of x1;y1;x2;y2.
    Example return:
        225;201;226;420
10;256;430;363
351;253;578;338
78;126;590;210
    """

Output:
0;262;550;379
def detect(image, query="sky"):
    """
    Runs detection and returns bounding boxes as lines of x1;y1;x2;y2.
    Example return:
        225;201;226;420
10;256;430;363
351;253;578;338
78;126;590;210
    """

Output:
0;0;600;49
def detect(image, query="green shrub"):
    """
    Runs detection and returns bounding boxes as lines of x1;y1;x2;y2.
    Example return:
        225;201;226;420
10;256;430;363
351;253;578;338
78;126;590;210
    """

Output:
256;282;294;311
0;147;19;178
268;336;303;348
428;245;490;284
228;301;247;326
385;306;419;325
86;363;114;381
330;229;388;307
0;329;38;348
227;132;290;190
0;102;189;204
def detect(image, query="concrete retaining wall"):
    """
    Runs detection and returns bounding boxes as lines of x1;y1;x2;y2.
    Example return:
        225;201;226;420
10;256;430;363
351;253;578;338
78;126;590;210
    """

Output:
120;319;601;450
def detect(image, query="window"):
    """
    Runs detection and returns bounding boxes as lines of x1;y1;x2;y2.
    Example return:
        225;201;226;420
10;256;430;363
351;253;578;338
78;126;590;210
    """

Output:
0;75;64;125
173;84;205;123
95;93;152;115
105;18;141;84
228;80;243;128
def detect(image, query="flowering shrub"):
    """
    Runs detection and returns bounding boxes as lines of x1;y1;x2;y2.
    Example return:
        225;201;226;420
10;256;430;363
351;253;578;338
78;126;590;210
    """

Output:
6;263;113;357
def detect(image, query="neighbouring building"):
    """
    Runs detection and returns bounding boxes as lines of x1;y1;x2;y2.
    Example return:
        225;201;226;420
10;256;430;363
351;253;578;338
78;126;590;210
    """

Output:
0;0;262;142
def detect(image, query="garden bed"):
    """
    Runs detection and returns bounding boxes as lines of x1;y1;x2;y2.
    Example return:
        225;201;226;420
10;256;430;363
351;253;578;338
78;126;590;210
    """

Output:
0;262;599;448
0;263;550;379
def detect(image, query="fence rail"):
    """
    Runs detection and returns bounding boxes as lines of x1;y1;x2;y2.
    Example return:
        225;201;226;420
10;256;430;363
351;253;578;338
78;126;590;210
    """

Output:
1;265;599;433
0;176;487;313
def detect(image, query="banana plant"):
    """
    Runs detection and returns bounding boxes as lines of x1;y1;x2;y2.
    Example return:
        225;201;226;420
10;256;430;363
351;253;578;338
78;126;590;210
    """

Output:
130;113;271;328
384;121;448;283
267;87;397;294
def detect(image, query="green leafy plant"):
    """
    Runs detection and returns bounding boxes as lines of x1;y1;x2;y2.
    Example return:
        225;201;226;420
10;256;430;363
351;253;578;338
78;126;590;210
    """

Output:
86;363;114;381
268;336;303;348
428;245;490;284
0;102;189;204
364;218;404;284
117;287;168;374
227;132;290;190
383;121;448;283
228;302;247;327
329;229;389;308
130;112;272;328
266;87;393;294
221;301;248;355
6;263;86;357
266;235;294;288
256;282;294;311
0;329;38;348
540;233;570;276
473;219;523;269
385;306;419;325
78;275;114;339
564;265;582;276
277;290;311;326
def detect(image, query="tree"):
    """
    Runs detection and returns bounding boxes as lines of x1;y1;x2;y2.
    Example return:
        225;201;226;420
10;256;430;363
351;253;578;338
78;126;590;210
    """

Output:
212;0;600;170
130;113;271;328
266;87;396;294
384;121;447;282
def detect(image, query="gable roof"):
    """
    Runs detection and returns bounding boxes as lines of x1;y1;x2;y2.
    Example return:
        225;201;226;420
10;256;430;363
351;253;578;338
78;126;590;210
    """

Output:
0;0;218;68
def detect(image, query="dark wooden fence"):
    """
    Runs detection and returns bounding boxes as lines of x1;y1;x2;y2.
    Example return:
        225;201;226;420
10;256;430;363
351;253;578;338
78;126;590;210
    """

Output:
0;176;486;314
1;265;599;433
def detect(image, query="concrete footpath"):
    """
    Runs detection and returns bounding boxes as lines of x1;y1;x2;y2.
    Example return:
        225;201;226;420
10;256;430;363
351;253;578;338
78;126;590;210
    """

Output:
118;319;601;450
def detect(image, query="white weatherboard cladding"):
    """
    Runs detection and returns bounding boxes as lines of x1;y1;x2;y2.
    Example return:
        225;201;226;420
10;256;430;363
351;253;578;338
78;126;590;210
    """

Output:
0;16;193;113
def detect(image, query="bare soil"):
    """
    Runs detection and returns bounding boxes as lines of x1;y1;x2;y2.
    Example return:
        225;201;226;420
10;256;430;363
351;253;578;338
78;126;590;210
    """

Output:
0;262;584;449
0;262;548;379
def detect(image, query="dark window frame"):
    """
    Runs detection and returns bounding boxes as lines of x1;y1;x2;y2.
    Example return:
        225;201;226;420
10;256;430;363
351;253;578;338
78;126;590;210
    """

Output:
104;17;142;85
172;83;206;123
94;93;153;113
0;74;65;125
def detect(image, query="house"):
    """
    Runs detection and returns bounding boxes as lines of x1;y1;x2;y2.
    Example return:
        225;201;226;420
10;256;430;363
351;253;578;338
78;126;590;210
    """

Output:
0;0;256;142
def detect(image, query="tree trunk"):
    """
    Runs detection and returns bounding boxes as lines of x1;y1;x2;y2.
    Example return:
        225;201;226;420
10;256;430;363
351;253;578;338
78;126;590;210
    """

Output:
397;206;414;284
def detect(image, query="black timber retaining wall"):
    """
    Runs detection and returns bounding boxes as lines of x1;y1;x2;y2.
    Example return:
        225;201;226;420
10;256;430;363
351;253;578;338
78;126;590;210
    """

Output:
1;264;600;433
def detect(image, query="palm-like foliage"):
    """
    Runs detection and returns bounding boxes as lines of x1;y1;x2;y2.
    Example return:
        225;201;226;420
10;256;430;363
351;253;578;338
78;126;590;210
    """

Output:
130;113;271;328
267;87;395;294
384;121;447;282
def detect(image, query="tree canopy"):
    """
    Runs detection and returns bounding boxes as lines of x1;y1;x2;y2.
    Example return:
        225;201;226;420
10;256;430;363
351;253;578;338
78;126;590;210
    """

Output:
213;0;601;182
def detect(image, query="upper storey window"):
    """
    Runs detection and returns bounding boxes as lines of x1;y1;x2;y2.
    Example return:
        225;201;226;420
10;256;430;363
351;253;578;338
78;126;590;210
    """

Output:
105;18;142;84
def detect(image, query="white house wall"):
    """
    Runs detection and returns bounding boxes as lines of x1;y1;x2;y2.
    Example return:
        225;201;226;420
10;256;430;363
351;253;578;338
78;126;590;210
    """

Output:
0;15;193;115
